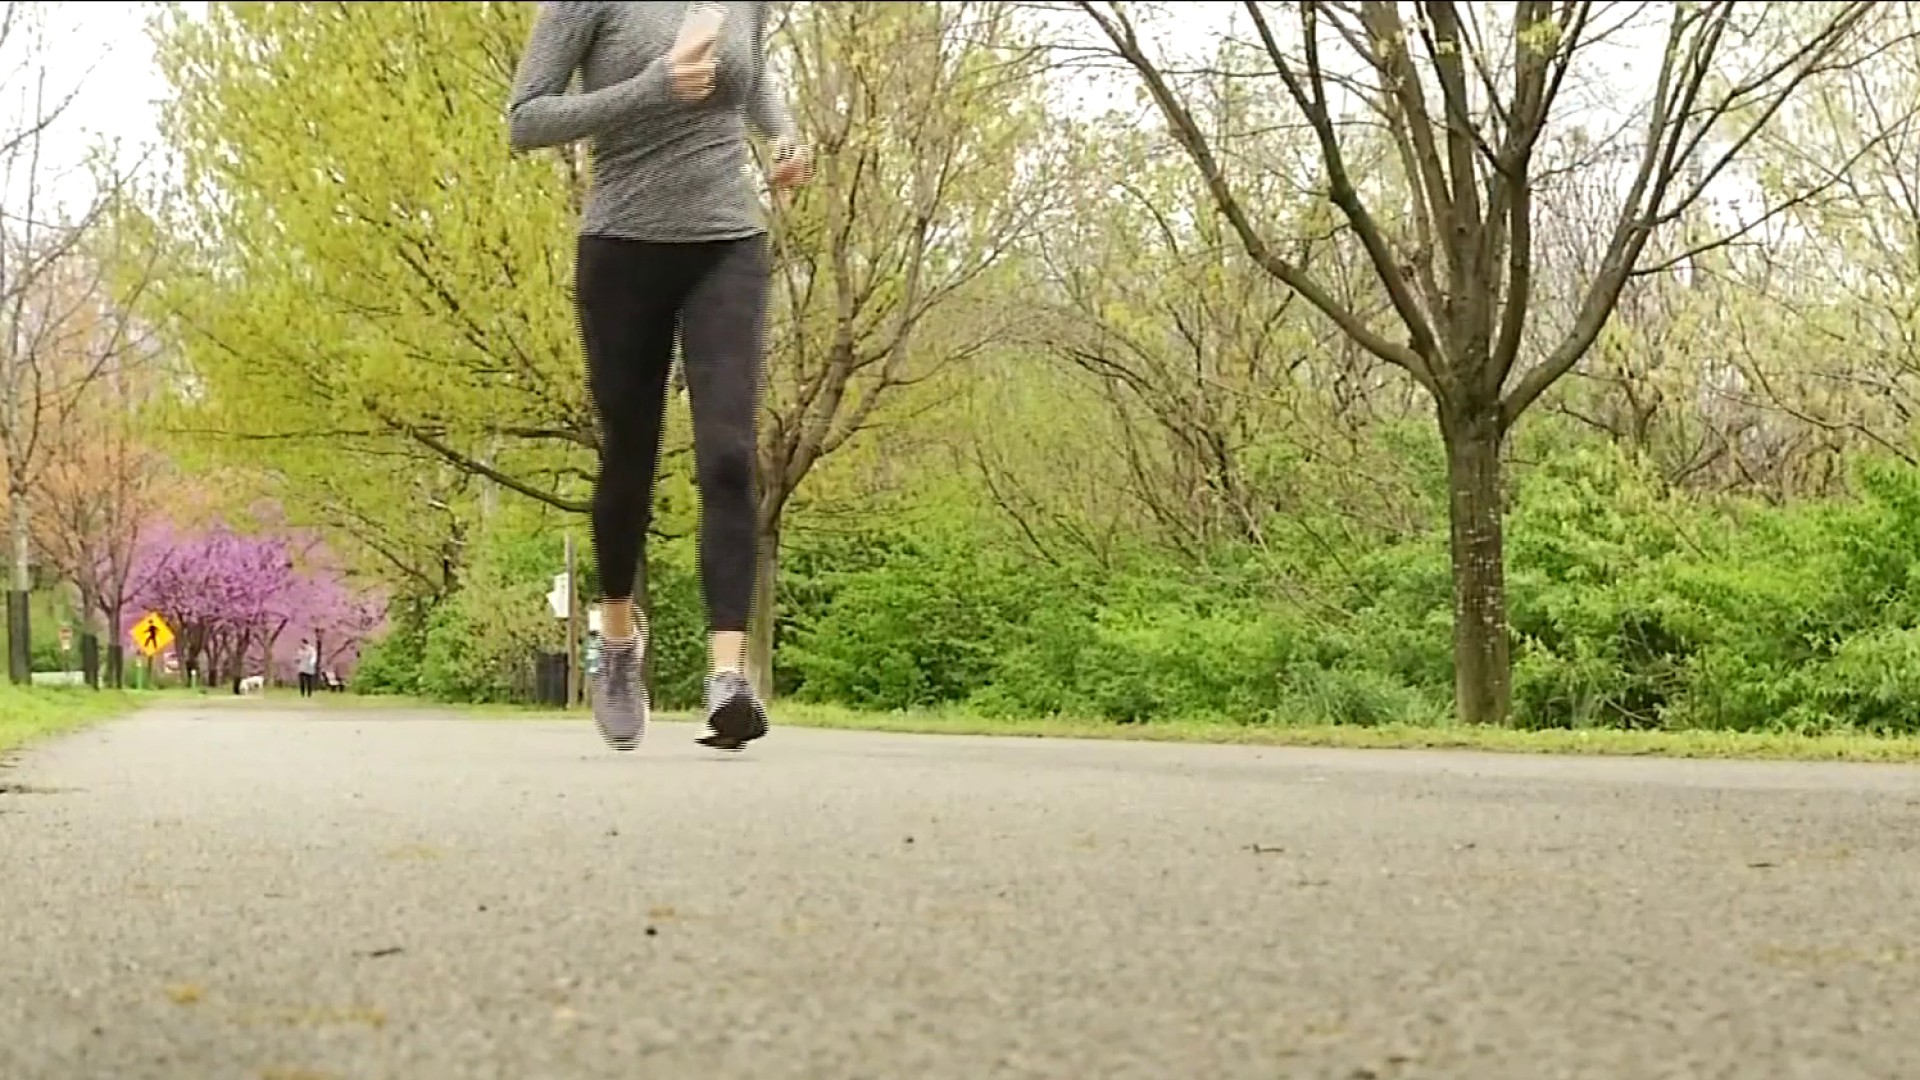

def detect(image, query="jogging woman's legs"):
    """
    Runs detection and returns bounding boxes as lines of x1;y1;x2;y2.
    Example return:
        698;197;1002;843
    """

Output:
576;235;679;750
678;234;771;749
679;235;767;644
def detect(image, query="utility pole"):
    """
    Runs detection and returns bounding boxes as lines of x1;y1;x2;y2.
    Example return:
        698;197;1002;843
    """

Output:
2;63;49;686
564;531;579;709
0;246;21;686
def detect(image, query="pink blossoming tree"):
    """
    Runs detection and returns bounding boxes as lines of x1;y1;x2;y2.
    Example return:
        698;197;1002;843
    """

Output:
128;521;386;691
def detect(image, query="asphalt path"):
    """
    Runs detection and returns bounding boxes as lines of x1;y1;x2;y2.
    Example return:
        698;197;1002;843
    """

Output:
4;701;1920;1079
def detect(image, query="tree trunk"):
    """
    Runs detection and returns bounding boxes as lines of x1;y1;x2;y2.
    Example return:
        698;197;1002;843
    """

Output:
6;479;28;685
78;584;99;688
80;632;99;689
1442;412;1511;725
265;623;286;686
746;523;779;700
230;629;254;694
107;603;124;688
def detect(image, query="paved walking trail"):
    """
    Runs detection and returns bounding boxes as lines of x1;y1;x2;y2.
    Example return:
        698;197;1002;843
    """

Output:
4;702;1920;1079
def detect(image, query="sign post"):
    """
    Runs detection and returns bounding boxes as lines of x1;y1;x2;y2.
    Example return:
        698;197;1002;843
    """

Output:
564;533;579;709
546;563;577;710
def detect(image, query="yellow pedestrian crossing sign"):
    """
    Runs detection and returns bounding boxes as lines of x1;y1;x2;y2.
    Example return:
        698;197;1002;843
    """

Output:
131;612;174;657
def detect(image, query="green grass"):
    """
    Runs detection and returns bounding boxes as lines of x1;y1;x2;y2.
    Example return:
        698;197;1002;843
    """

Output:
0;686;136;755
31;681;1920;764
293;692;1920;763
765;704;1920;762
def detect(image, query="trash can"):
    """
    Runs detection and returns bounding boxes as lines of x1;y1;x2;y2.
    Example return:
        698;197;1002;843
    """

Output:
533;651;569;708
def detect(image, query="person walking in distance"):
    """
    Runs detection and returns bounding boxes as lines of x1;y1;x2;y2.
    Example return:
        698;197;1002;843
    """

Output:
297;639;319;699
508;2;814;752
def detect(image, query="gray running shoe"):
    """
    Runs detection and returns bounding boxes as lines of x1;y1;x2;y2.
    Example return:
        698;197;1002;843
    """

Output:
696;670;768;751
591;637;648;751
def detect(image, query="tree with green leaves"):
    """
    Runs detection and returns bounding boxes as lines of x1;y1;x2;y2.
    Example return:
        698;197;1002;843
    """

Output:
744;0;1052;688
1026;89;1443;561
1071;0;1889;723
142;1;1051;697
1732;4;1920;485
139;1;583;584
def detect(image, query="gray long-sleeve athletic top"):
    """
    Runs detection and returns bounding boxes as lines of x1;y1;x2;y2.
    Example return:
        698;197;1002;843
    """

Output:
508;1;797;243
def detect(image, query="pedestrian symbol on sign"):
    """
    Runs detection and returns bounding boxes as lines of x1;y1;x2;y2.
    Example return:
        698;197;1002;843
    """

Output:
130;613;174;658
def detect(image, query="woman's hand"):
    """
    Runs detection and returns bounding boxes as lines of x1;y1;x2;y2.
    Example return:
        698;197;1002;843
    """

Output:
771;139;815;191
669;26;720;102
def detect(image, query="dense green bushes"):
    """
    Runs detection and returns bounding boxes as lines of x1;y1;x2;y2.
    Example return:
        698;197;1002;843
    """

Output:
355;524;565;703
1500;452;1920;733
356;448;1920;734
782;449;1920;734
352;519;715;710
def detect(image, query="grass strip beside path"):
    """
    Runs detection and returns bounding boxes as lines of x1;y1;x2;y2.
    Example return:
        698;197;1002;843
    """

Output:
0;687;135;755
295;692;1920;763
767;705;1920;763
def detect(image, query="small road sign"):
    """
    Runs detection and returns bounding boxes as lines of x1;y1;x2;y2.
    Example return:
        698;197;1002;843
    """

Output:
131;612;175;658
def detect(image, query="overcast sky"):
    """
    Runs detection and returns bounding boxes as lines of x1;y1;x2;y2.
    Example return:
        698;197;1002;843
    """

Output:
0;2;180;218
10;1;1674;220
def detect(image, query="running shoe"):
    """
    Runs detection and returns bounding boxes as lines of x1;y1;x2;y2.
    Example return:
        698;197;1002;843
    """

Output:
591;636;648;751
697;670;768;750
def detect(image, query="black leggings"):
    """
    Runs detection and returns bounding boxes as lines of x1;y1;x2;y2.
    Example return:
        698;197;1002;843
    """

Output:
575;233;768;633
